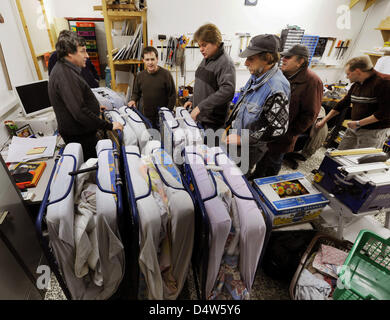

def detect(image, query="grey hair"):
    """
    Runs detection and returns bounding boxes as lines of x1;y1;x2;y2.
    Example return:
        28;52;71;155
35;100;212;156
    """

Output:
346;56;373;72
296;55;309;68
56;30;86;60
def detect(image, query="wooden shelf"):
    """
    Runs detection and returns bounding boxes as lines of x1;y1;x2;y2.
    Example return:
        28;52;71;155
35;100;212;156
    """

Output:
116;83;128;94
94;4;138;11
113;59;142;65
364;19;390;65
101;0;147;91
365;52;383;57
107;11;144;18
365;52;383;65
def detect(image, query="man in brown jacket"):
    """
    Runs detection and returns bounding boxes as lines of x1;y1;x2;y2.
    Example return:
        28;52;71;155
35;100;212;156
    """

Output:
316;56;390;150
251;45;323;178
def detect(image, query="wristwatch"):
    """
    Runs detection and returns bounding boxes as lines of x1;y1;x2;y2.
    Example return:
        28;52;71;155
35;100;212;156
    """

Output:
356;120;361;128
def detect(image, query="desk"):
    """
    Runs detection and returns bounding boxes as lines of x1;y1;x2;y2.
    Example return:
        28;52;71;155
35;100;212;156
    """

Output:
22;152;58;204
3;135;64;204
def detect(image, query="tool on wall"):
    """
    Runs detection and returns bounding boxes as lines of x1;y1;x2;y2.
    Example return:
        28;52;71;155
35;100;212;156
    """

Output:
224;39;232;56
313;37;328;57
339;39;351;60
327;37;337;57
190;39;195;60
165;36;179;70
245;33;251;47
179;35;189;49
335;40;344;59
236;33;246;54
158;34;166;60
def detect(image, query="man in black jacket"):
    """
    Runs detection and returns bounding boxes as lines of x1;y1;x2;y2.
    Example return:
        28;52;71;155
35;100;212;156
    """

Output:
48;30;100;89
48;51;100;88
48;31;122;160
184;24;235;131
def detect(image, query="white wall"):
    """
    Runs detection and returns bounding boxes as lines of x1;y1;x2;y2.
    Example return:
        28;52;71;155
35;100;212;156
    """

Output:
43;0;380;89
44;0;103;20
349;0;390;62
0;0;38;144
147;0;370;88
0;1;37;87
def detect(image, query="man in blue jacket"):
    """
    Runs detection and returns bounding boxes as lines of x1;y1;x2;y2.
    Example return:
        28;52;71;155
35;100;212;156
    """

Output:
224;34;290;176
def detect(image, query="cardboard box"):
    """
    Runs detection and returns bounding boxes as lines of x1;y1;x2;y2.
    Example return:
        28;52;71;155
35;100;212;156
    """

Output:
253;172;329;227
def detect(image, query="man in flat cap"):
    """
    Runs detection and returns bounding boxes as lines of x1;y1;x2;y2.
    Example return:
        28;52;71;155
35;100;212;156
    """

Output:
224;34;290;177
254;44;323;176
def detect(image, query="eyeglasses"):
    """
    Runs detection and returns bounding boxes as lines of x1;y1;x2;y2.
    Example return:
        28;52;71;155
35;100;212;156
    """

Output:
282;55;293;60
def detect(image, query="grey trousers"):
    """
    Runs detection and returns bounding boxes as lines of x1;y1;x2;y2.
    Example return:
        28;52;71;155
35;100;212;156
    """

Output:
338;127;390;150
220;141;268;176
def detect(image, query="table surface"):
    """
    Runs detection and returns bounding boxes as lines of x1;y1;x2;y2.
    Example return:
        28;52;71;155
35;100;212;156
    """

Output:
3;135;63;204
26;154;57;203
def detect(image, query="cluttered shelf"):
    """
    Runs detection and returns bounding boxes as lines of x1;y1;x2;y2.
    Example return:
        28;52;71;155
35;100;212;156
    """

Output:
2;133;61;203
106;10;145;19
113;59;142;65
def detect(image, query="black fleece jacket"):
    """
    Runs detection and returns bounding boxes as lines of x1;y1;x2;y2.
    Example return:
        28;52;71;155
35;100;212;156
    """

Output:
48;59;112;137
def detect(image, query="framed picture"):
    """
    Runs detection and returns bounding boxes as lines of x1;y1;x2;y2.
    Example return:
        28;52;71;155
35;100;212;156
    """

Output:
15;124;34;137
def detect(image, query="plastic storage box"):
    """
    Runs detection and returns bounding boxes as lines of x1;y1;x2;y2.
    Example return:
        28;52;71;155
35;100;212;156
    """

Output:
77;30;95;37
76;22;95;28
86;40;97;50
333;229;390;300
253;172;329;227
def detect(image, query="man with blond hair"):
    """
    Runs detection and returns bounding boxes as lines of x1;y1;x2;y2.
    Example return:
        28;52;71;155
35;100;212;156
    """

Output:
317;56;390;150
184;23;235;131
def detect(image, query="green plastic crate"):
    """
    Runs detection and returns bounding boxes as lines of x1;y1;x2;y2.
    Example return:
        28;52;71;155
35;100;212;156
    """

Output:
76;26;95;32
334;229;390;300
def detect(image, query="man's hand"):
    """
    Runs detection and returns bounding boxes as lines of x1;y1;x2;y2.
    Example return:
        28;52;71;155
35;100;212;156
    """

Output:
315;119;326;130
190;106;200;121
184;101;193;110
100;105;107;112
347;120;360;130
128;100;137;108
112;121;124;131
225;134;241;146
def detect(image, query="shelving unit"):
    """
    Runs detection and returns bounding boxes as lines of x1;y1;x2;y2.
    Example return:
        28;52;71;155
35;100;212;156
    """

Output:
300;35;319;66
365;17;390;65
98;1;147;92
70;21;102;76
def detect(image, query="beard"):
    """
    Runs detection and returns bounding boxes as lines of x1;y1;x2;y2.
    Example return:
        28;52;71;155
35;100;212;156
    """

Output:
253;66;264;77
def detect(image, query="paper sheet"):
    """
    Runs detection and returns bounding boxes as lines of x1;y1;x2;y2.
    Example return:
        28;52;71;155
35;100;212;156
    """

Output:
6;136;57;163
